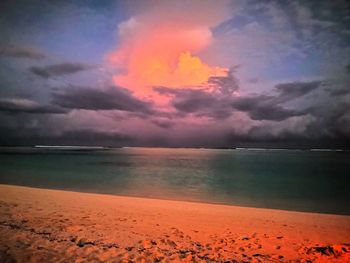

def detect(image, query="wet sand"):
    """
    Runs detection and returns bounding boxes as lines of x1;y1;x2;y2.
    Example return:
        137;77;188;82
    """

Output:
0;184;349;262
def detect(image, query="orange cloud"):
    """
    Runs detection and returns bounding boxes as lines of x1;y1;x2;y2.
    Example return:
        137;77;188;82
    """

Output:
106;1;231;99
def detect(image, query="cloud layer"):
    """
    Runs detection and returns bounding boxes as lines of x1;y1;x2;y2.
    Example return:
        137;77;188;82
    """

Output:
0;98;68;114
51;86;153;113
0;0;349;148
30;63;94;78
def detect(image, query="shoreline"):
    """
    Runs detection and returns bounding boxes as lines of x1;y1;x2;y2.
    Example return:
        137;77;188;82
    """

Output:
1;184;349;262
1;183;348;217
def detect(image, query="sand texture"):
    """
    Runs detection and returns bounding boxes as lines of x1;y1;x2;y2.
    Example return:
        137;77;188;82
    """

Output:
0;184;349;262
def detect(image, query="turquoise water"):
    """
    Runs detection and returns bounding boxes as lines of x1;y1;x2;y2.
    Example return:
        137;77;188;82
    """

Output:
0;147;349;215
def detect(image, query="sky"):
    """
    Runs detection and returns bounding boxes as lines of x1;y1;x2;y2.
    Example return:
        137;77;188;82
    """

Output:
0;0;350;148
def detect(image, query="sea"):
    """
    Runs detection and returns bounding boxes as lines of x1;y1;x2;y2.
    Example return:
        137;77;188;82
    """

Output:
0;147;349;215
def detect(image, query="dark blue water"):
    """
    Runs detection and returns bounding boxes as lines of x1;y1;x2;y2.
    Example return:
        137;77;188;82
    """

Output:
0;147;349;215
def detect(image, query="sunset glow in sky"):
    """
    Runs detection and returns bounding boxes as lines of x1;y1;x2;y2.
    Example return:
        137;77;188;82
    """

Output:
0;0;350;148
107;2;230;98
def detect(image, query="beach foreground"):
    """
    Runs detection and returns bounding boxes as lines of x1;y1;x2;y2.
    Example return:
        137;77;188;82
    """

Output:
0;185;349;262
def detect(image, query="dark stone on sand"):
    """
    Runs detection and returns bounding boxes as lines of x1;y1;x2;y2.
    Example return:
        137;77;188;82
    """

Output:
125;246;134;251
38;229;51;235
311;246;335;256
77;238;94;247
104;243;119;249
151;240;157;245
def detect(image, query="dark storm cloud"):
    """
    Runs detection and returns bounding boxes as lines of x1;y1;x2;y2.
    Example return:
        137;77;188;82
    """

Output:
156;80;320;121
51;86;153;113
0;127;134;147
235;100;350;149
155;87;233;119
155;87;220;113
305;102;350;137
0;98;68;114
171;90;218;113
325;87;350;96
346;65;350;73
29;63;95;78
196;108;233;120
207;69;239;95
231;81;320;121
232;97;306;121
274;81;321;103
231;95;273;111
50;129;133;145
226;128;350;149
0;45;46;60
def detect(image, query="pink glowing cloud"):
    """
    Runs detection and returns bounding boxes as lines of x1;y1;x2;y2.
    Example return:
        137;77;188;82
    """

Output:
106;1;232;99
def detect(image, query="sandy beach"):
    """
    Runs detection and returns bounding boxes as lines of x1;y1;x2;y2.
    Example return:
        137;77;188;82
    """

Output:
0;184;349;262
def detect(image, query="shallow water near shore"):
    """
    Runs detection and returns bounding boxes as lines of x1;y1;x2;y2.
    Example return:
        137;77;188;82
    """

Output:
0;147;349;215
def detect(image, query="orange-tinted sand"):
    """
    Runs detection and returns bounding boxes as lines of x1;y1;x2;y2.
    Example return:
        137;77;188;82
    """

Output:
0;184;349;262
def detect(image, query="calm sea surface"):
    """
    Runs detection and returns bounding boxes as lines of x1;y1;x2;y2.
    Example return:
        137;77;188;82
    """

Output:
0;147;349;215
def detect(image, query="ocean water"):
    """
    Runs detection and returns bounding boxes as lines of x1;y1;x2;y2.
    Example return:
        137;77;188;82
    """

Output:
0;147;349;215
